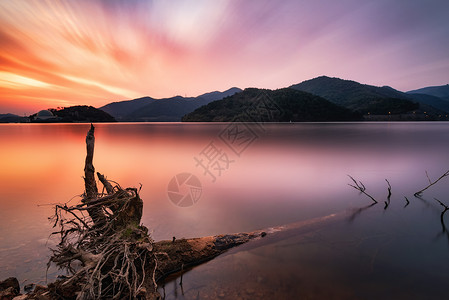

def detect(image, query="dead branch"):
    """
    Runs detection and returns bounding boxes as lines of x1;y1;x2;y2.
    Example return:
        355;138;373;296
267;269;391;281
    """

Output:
404;196;410;208
347;175;377;203
83;124;97;200
414;169;449;197
48;125;156;300
434;198;449;233
97;172;114;195
386;179;391;200
384;179;392;209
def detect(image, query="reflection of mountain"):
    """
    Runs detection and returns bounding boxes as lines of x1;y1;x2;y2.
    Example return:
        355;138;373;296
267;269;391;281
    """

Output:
182;88;361;122
99;88;241;122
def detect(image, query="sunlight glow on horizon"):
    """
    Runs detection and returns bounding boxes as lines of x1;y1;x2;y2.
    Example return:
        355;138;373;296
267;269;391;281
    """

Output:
1;0;448;115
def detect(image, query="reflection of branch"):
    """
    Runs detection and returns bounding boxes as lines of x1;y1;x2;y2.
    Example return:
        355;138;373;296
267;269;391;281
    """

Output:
434;198;449;246
347;175;377;203
414;170;449;197
384;179;392;210
348;203;377;223
435;198;449;232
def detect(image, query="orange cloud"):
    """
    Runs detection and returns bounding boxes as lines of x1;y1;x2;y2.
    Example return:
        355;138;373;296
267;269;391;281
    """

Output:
1;1;448;114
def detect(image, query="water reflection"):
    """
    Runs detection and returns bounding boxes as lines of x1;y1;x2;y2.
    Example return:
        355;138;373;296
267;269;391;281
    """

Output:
1;122;449;298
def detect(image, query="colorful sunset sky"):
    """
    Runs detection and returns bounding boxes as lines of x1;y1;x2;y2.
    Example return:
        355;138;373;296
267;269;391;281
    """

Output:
1;0;448;115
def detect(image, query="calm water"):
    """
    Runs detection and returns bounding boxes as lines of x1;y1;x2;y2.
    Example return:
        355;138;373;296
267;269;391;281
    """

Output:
1;122;449;298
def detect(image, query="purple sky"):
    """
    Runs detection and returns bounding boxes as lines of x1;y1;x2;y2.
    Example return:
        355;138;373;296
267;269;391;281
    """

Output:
0;0;448;114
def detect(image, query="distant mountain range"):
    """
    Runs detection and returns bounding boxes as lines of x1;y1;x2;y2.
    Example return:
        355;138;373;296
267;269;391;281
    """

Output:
0;113;28;123
99;87;241;122
1;77;448;123
290;76;448;116
407;85;449;101
183;77;449;122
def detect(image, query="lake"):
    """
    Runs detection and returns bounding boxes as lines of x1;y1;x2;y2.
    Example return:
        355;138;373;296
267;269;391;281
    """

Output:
1;122;449;299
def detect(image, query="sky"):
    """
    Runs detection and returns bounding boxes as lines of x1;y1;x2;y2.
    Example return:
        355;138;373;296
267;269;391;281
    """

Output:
0;0;448;115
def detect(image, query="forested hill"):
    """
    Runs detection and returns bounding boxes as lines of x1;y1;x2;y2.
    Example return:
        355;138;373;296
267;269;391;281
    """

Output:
290;76;419;114
28;106;115;123
407;84;449;101
49;106;116;122
182;88;361;122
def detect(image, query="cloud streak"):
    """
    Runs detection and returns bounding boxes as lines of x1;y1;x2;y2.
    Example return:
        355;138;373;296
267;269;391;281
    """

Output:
0;0;448;114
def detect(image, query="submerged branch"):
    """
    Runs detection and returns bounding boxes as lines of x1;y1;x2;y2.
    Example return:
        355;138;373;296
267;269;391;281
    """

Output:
434;199;449;244
347;175;378;203
404;196;410;208
414;169;449;197
384;179;392;210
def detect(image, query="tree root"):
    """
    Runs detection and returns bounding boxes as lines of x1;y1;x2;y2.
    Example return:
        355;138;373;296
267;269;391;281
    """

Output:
48;179;155;299
43;125;264;300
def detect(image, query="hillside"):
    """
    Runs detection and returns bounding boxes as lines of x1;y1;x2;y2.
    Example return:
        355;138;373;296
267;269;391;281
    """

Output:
99;97;156;121
0;113;28;123
182;88;361;122
126;97;205;122
406;93;449;113
290;76;420;114
48;106;115;122
99;87;241;122
407;84;449;101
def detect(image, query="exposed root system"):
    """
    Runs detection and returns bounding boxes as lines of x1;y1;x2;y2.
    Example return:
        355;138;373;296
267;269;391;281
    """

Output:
48;124;158;299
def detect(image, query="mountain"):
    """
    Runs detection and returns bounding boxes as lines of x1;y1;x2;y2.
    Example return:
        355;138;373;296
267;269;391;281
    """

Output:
99;87;242;122
407;84;449;101
290;76;419;114
0;113;28;123
99;96;156;121
195;87;242;102
406;93;449;113
125;96;205;122
182;88;361;122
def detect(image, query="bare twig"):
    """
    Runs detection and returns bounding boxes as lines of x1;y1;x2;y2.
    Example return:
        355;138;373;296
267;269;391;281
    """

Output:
404;196;410;208
384;179;392;209
386;179;392;200
435;198;449;211
347;175;378;203
414;169;449;197
97;172;114;194
425;171;432;185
